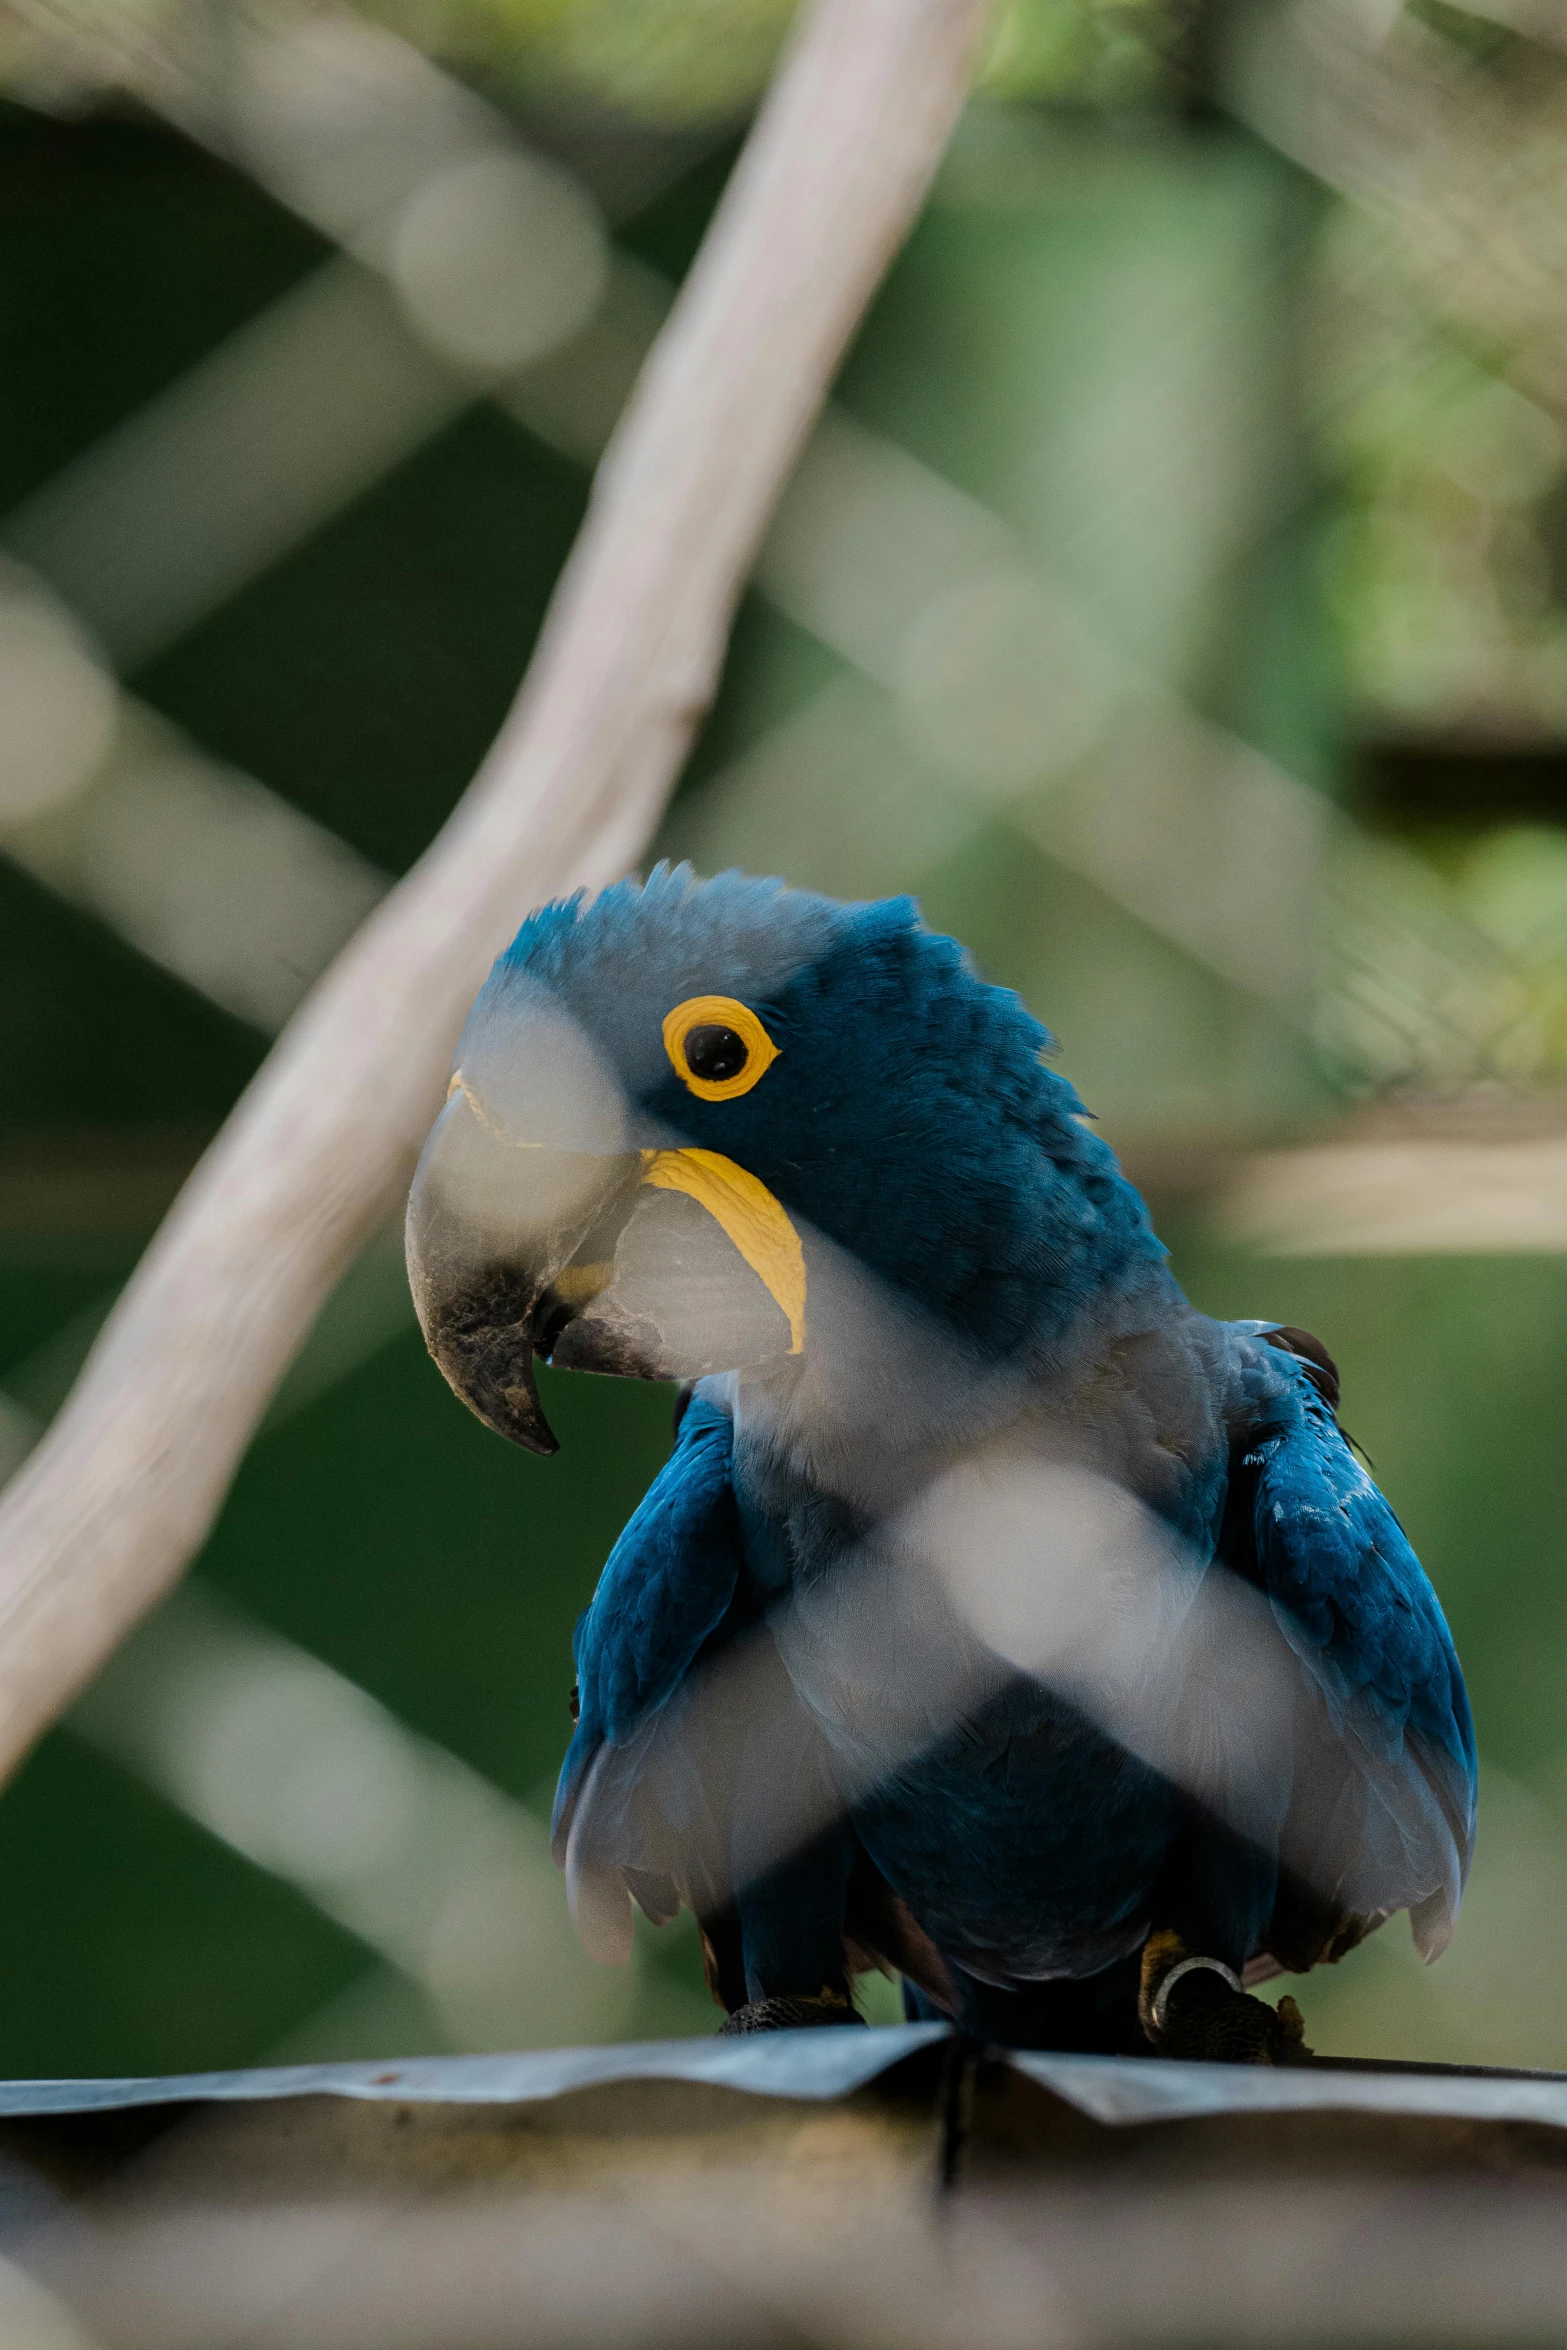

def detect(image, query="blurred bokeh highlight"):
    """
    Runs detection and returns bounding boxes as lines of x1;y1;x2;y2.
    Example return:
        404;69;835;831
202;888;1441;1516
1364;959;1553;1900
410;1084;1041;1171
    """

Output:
2;0;1567;2073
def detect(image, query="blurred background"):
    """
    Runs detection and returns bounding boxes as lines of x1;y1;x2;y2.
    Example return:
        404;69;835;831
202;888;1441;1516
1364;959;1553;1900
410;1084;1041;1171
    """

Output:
0;0;1565;2077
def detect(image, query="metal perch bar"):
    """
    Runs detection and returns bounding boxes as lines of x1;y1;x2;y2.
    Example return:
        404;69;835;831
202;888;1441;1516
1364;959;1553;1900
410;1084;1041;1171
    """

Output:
0;0;996;1785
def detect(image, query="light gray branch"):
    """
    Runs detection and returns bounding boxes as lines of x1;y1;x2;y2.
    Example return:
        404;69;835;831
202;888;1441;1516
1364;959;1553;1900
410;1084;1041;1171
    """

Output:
0;0;994;1783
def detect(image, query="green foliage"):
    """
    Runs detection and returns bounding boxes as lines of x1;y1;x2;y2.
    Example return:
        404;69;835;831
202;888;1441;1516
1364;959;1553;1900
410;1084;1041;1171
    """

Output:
349;0;1184;123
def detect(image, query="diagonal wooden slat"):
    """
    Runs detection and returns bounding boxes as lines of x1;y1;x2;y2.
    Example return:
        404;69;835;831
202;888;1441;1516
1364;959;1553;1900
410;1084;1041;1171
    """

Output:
0;0;997;1789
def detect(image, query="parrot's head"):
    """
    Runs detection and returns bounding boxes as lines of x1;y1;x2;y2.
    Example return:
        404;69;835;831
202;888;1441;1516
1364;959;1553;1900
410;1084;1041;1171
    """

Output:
406;866;1161;1452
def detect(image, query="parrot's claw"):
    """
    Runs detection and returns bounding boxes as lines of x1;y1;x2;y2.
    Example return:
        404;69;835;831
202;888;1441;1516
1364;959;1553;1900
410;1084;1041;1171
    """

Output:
718;1989;865;2034
1139;1931;1312;2066
1157;1969;1312;2066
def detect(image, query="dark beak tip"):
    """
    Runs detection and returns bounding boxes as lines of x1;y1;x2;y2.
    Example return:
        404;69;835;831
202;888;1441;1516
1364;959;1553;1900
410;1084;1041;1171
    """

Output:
472;1378;560;1457
459;1386;559;1457
511;1415;561;1459
418;1321;560;1457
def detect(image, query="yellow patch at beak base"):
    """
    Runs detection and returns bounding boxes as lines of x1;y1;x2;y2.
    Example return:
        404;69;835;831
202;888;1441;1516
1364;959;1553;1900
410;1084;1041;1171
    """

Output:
641;1149;805;1353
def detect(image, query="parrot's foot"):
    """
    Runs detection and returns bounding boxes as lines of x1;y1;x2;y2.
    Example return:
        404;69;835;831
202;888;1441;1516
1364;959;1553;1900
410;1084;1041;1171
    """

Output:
1140;1931;1312;2066
718;1989;866;2034
1158;1971;1311;2065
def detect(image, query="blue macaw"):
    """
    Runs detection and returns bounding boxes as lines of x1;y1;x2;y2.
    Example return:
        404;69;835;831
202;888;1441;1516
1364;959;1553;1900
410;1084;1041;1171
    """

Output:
406;868;1476;2061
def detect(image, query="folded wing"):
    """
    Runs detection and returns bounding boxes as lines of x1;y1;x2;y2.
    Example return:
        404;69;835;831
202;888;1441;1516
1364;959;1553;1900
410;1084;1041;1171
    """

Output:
551;1387;745;1957
1242;1351;1477;1963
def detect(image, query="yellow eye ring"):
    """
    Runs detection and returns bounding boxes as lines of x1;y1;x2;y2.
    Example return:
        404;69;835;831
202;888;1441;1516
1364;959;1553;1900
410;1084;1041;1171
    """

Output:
662;995;779;1102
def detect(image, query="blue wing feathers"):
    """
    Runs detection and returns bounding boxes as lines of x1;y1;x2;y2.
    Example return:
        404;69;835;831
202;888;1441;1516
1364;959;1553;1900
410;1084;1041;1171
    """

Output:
1249;1361;1475;1780
552;1391;743;1851
1242;1347;1476;1946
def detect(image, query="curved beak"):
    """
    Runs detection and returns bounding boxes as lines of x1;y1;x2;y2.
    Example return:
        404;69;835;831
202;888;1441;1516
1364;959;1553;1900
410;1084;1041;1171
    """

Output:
406;1081;805;1453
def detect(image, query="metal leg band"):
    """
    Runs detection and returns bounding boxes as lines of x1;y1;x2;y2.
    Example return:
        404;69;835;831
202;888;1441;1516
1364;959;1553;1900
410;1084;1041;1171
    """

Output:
1150;1954;1243;2038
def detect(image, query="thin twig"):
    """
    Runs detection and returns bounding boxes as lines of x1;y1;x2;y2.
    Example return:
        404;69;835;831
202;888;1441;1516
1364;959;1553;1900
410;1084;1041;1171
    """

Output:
0;0;995;1783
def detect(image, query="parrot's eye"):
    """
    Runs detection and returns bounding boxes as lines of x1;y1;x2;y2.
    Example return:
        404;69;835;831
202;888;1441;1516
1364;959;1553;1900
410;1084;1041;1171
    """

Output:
685;1025;747;1081
662;994;779;1102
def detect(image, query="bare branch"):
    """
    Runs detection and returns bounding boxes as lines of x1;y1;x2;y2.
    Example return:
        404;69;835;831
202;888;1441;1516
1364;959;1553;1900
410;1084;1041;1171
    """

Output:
0;0;994;1782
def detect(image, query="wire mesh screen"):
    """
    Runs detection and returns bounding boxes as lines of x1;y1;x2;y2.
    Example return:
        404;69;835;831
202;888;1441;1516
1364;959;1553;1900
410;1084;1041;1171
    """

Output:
0;0;1564;2140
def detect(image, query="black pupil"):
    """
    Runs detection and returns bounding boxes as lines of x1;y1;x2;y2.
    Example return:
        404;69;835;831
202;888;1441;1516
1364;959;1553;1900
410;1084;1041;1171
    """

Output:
685;1024;749;1082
